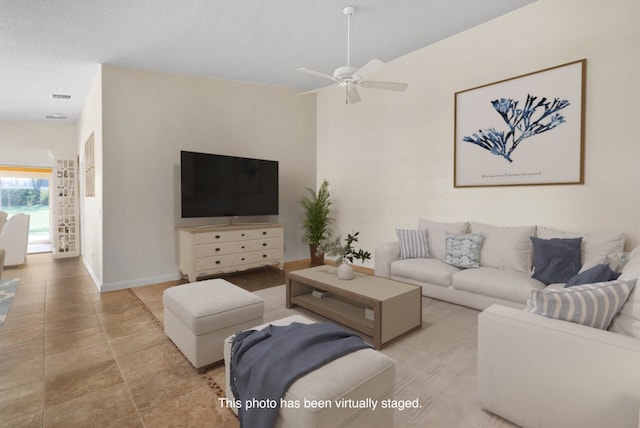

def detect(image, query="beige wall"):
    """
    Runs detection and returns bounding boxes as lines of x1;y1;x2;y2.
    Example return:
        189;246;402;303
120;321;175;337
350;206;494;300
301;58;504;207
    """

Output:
0;122;76;167
317;0;640;267
99;66;316;290
77;68;104;285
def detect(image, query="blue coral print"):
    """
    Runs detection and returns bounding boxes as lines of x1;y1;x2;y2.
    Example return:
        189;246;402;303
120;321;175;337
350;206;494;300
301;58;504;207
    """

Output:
463;95;570;163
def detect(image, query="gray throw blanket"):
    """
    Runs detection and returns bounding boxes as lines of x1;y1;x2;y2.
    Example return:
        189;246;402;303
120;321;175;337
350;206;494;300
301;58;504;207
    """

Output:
230;322;372;428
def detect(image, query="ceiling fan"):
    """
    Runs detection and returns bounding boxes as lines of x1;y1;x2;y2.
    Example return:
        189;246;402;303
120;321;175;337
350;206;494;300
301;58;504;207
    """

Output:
298;6;408;104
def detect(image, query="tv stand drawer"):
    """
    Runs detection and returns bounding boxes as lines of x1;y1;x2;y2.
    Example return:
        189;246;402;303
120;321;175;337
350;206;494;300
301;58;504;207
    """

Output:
178;223;284;282
194;227;283;244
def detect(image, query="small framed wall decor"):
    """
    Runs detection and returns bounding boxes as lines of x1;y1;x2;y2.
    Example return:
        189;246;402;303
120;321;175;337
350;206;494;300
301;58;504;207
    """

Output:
454;59;585;187
84;132;95;197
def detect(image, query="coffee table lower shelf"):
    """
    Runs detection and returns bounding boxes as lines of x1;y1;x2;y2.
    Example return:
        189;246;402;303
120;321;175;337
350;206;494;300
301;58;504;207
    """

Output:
289;293;374;338
286;266;421;349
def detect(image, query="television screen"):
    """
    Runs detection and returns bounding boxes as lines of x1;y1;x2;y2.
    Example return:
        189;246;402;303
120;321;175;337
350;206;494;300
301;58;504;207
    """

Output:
180;151;279;218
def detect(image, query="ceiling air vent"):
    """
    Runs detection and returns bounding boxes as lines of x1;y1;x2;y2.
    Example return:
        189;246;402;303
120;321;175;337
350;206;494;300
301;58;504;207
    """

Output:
52;93;71;100
46;114;67;120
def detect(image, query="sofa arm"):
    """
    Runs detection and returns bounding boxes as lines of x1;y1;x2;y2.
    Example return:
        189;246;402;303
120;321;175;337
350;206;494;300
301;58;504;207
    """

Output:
374;241;400;278
478;304;640;428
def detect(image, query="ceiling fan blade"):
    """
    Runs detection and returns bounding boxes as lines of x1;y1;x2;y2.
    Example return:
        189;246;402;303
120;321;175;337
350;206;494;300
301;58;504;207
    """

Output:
298;82;339;96
358;80;408;92
297;67;338;82
346;84;361;104
352;59;385;81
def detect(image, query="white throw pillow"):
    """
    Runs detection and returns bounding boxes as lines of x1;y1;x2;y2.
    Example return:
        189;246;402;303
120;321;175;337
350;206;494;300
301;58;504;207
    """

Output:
609;246;640;339
527;279;636;330
418;219;469;261
536;226;625;267
470;222;536;273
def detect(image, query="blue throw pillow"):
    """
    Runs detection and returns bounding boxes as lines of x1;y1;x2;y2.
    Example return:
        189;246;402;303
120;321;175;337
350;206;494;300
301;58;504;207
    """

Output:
531;237;582;285
565;263;620;288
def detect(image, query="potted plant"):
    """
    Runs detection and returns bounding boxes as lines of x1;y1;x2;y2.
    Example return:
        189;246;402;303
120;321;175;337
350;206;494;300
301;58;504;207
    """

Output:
299;180;333;266
317;232;372;280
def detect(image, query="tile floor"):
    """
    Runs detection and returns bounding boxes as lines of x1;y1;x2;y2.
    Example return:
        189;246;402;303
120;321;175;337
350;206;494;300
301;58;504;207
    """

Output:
0;253;260;427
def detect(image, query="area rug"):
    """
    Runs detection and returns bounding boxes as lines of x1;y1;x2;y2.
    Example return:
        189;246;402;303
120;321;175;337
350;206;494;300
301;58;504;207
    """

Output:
0;278;21;327
130;280;516;427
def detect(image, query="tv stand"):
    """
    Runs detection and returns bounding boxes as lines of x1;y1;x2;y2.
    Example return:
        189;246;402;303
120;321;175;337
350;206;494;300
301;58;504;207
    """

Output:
177;223;284;282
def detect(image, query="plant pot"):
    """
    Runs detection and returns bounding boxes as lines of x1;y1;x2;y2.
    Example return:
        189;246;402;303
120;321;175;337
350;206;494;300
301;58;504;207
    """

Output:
309;244;325;266
337;262;355;280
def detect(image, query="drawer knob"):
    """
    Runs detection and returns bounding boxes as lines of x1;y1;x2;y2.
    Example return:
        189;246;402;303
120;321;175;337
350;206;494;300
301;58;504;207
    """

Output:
215;235;221;239
262;254;267;258
241;233;245;236
262;231;267;235
241;246;245;249
215;248;220;252
241;257;245;261
215;260;221;265
262;243;267;247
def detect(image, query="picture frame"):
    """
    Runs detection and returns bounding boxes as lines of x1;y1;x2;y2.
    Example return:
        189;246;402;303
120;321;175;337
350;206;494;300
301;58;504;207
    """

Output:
84;132;95;197
454;59;586;188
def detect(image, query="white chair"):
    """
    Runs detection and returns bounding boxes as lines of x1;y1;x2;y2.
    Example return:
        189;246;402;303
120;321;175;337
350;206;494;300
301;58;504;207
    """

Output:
0;213;30;266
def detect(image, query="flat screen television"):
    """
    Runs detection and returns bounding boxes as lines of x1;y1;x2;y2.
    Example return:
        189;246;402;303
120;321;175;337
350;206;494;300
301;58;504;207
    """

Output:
180;151;279;218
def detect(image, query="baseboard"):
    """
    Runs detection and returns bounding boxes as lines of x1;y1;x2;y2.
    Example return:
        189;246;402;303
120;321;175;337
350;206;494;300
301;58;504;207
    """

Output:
101;272;183;292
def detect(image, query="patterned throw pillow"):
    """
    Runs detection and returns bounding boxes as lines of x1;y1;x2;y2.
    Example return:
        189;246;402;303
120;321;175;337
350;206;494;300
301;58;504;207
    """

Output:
396;228;429;259
443;233;484;268
527;279;636;330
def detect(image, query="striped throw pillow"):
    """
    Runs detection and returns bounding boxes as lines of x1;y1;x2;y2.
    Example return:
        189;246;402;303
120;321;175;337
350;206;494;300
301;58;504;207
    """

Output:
527;279;636;330
396;228;429;259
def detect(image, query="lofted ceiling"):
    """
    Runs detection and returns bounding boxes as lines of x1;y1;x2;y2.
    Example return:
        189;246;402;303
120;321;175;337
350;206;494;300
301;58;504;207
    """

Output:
0;0;535;123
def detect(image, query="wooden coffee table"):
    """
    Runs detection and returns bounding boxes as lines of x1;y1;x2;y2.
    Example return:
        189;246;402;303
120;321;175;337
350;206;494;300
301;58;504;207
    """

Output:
286;265;422;349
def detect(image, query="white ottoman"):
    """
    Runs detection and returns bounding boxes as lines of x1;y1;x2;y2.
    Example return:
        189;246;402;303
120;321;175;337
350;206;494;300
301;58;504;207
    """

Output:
163;278;264;370
224;315;396;428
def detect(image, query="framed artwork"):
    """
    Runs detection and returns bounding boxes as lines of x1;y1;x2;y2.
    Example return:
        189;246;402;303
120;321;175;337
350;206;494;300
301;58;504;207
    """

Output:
454;59;585;187
84;133;95;197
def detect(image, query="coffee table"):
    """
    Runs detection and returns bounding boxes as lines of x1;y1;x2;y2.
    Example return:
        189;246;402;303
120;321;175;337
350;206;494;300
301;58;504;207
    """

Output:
286;265;422;349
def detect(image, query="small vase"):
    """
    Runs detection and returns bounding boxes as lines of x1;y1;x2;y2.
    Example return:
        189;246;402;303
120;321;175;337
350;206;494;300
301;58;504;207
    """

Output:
337;262;355;280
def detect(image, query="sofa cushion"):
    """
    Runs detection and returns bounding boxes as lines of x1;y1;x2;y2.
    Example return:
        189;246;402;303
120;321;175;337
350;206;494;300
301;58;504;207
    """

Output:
565;263;619;288
452;267;546;304
536;226;625;267
609;246;640;338
396;228;429;259
390;258;460;287
443;233;483;268
470;222;535;273
531;237;583;285
527;279;636;330
418;219;468;261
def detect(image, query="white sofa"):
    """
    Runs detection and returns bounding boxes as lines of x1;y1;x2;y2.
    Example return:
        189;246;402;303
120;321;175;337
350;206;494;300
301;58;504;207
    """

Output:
478;244;640;428
375;219;626;311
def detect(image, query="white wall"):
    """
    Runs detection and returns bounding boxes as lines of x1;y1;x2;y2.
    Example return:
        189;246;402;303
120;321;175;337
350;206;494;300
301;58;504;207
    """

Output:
77;69;104;285
317;0;640;267
99;66;316;290
0;122;77;167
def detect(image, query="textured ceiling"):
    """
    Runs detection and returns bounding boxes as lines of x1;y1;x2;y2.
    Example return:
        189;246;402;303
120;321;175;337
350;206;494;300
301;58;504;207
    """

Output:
0;0;535;122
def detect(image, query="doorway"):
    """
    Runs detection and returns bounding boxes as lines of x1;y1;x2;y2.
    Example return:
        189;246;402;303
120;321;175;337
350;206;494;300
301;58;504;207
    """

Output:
0;166;53;253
